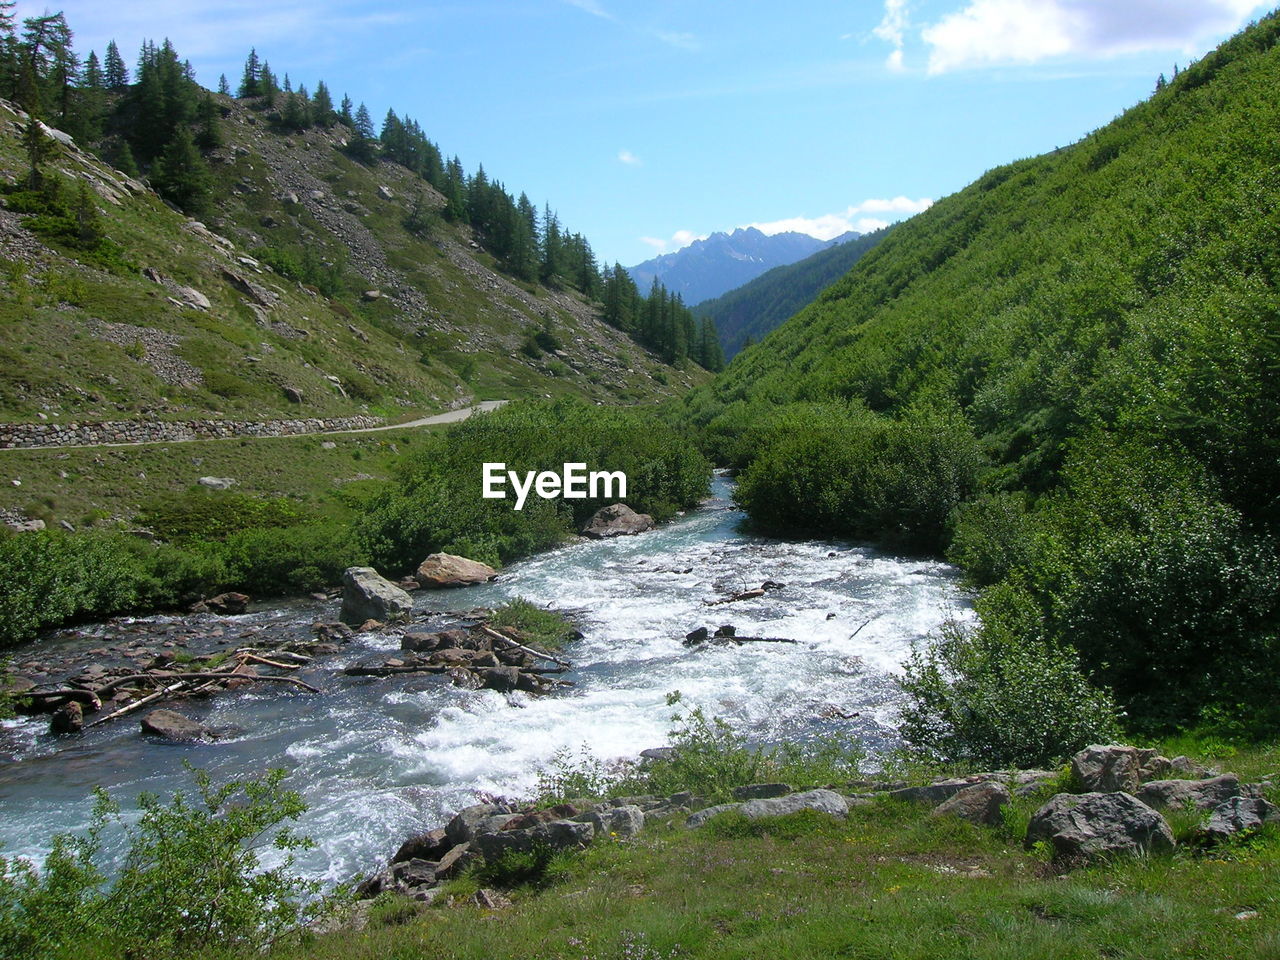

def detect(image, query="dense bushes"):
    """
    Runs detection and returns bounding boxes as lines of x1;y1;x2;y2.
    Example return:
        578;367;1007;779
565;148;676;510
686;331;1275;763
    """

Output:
361;398;711;572
733;404;982;553
0;399;710;646
0;766;323;958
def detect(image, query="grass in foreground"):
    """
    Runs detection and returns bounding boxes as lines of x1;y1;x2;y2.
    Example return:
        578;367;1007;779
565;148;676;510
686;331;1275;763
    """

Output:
261;796;1280;960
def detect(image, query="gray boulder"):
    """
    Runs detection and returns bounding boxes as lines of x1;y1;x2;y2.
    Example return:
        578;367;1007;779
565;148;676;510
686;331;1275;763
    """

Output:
1071;745;1144;793
1025;792;1174;860
197;476;237;490
1137;774;1247;812
686;802;742;828
740;789;849;820
415;553;497;589
49;700;84;734
580;805;645;839
580;504;655;539
141;709;217;742
445;803;507;847
340;567;413;625
890;777;990;806
1202;797;1280;842
932;783;1011;827
473;819;594;860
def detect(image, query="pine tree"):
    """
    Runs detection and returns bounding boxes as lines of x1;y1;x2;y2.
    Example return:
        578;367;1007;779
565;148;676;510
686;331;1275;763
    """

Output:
0;1;17;100
76;49;106;141
347;102;377;162
114;139;139;178
312;80;334;126
260;61;277;106
83;49;101;88
195;92;222;150
72;179;103;247
218;72;230;96
338;93;353;127
22;113;50;187
238;48;260;98
103;39;128;89
153;126;211;215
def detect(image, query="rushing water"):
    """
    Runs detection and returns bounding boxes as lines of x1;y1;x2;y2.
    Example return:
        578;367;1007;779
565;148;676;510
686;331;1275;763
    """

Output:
0;477;969;883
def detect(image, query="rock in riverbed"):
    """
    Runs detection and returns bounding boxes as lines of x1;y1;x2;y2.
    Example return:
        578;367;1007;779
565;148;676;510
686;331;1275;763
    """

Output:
340;567;413;624
415;553;498;588
580;503;654;539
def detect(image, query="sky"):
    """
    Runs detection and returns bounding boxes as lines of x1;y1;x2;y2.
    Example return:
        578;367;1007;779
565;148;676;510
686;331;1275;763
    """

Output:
13;0;1275;266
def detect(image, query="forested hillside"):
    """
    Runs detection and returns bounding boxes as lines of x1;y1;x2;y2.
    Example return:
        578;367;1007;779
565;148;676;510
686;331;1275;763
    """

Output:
693;228;889;358
0;10;718;428
688;13;1280;744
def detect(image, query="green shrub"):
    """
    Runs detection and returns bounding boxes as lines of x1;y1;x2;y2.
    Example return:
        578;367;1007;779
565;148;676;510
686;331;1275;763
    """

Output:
488;598;579;651
897;618;1122;769
139;491;309;543
537;693;864;804
0;766;324;959
217;523;367;596
471;843;574;890
734;404;982;553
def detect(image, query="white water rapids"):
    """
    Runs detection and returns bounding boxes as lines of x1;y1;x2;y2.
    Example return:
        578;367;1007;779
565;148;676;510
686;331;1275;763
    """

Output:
0;477;970;883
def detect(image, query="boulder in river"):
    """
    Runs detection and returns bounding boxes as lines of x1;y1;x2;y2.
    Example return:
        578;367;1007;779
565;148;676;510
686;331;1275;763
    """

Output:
415;553;498;589
140;709;218;742
340;567;413;624
580;504;655;539
49;700;84;735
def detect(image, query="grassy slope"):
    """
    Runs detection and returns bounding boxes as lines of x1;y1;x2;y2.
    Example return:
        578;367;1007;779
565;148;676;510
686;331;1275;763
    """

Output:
693;228;889;359
691;16;1280;500
0;95;704;429
265;741;1280;960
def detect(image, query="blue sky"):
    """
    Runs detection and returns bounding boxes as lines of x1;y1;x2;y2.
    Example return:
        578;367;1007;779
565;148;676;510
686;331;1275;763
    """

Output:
17;0;1274;266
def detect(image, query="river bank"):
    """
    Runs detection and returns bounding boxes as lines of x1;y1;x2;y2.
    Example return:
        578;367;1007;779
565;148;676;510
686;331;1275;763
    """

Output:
0;477;967;883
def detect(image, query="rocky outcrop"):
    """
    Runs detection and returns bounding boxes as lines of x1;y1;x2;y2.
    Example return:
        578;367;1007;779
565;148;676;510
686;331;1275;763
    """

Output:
580;504;655;539
415;553;498;589
340;568;414;625
1025;792;1174;860
1070;744;1173;793
740;789;849;820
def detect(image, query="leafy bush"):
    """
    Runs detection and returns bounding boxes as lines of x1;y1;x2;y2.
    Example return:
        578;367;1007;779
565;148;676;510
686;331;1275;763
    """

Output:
488;598;579;651
537;693;864;804
471;843;573;890
897;618;1122;769
0;766;324;959
217;522;367;596
734;404;982;552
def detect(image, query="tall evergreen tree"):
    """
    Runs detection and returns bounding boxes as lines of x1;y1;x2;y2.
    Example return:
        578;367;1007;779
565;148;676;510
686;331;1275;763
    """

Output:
103;39;127;89
338;93;353;127
238;47;260;98
217;72;230;96
312;80;334;125
347;102;377;161
195;92;222;150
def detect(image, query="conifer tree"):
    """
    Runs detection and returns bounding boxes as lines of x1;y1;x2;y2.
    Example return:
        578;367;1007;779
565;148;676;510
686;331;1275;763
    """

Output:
22;113;50;187
238;48;260;98
72;180;103;247
218;73;230;96
153;126;211;215
338;93;353;127
103;38;127;89
113;139;139;178
196;92;222;149
260;61;277;106
347;102;377;161
312;80;334;126
0;1;17;100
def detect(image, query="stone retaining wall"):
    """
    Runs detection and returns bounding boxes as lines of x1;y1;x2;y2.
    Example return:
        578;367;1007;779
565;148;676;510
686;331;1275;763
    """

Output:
0;415;384;449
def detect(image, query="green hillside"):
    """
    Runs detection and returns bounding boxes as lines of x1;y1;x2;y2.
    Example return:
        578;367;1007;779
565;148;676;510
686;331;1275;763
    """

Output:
688;13;1280;740
0;31;711;432
693;228;888;358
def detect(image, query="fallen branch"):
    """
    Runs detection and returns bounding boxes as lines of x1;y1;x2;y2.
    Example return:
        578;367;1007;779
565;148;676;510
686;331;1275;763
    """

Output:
16;689;103;714
479;625;572;670
236;653;302;671
86;680;192;728
717;636;798;645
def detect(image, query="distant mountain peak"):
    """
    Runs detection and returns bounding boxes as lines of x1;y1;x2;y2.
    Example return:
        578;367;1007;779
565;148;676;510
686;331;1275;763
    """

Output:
628;227;862;306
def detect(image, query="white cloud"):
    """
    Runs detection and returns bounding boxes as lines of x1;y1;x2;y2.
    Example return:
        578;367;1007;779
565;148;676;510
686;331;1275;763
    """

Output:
874;0;910;48
617;149;642;166
746;197;933;240
563;0;614;21
638;229;708;254
886;48;905;71
922;0;1266;74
